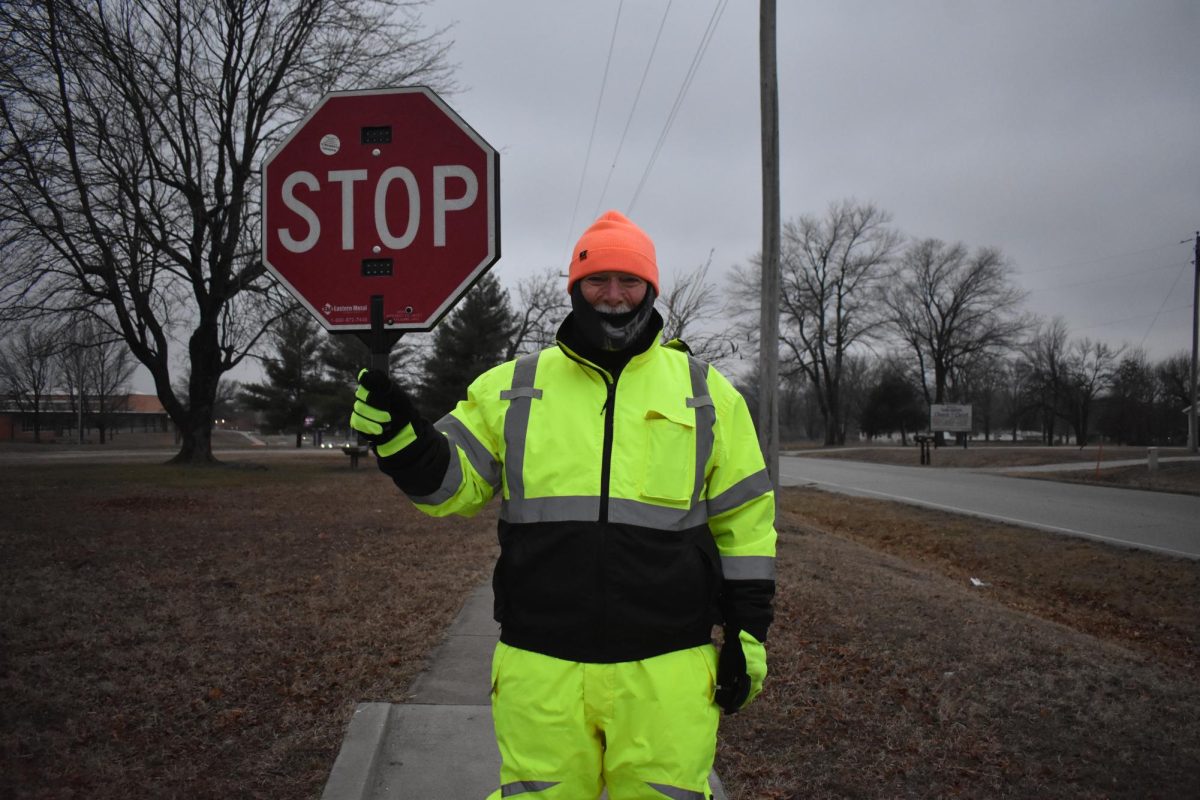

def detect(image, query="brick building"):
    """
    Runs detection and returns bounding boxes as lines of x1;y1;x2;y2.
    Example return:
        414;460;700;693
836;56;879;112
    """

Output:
0;393;170;442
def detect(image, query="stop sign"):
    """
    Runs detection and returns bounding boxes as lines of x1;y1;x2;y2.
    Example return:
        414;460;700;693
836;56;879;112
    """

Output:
261;87;499;332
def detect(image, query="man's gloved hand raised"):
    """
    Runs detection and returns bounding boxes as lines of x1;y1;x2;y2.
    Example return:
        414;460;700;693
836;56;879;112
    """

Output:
714;627;767;714
349;368;420;458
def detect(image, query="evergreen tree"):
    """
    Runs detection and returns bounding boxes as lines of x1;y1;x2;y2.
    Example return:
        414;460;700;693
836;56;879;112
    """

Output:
239;311;335;447
419;272;518;419
860;370;926;444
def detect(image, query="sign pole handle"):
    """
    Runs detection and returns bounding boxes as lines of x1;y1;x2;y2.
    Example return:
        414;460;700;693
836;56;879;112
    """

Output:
369;294;391;372
352;294;402;460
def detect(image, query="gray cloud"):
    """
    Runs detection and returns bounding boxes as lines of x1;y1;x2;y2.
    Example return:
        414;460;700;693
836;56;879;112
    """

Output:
417;0;1199;358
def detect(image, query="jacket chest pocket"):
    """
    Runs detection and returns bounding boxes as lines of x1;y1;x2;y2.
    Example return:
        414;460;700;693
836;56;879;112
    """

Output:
639;408;695;503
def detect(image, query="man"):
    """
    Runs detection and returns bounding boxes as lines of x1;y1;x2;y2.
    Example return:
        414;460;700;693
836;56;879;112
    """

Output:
350;210;776;800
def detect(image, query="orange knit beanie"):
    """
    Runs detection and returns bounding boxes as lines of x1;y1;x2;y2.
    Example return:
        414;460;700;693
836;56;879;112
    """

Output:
567;210;659;295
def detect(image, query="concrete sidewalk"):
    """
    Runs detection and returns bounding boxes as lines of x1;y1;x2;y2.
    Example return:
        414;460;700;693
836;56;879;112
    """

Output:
320;583;728;799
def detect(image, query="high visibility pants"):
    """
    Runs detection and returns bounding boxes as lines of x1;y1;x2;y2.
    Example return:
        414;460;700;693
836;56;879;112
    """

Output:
485;641;720;800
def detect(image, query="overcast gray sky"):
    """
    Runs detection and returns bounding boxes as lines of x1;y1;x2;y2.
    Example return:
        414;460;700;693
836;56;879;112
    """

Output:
418;0;1199;364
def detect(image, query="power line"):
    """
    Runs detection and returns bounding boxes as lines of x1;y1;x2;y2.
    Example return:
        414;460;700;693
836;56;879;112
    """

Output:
1138;259;1192;349
564;0;625;252
1038;259;1187;292
591;1;673;219
1073;304;1190;333
1013;241;1182;276
628;0;728;213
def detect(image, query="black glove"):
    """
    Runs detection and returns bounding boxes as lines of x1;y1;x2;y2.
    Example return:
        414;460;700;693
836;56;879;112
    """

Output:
715;625;751;714
349;368;419;456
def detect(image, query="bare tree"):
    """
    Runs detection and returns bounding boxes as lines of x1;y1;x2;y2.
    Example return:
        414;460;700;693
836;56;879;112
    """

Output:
1153;351;1194;444
0;321;58;441
657;254;736;365
0;0;453;463
506;267;571;360
881;238;1029;443
1156;350;1195;415
953;349;1007;441
1021;317;1121;446
56;320;92;444
1062;337;1120;446
1023;316;1071;445
88;330;136;444
55;316;136;443
998;356;1036;442
1100;349;1158;445
738;201;900;445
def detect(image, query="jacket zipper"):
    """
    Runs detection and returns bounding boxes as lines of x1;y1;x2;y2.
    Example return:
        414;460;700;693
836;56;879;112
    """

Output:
556;342;619;523
598;376;617;524
555;344;621;649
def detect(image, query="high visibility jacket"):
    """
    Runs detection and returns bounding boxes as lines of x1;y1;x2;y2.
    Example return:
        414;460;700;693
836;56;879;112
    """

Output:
385;327;776;664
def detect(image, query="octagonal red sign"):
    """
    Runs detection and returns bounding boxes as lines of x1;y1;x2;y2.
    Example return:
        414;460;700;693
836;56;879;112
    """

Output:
261;87;499;331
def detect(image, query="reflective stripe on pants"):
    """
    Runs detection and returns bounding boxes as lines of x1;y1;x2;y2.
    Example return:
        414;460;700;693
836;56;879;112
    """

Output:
488;642;719;800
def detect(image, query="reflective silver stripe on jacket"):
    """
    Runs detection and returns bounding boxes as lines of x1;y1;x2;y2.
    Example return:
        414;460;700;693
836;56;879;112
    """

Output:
501;780;560;796
720;554;776;581
502;352;541;503
499;495;706;530
708;468;772;518
686;355;716;509
609;497;707;530
645;782;707;800
500;495;600;524
407;440;464;506
436;414;502;493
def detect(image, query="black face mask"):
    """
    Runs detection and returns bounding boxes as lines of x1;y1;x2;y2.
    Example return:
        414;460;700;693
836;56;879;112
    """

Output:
570;283;658;352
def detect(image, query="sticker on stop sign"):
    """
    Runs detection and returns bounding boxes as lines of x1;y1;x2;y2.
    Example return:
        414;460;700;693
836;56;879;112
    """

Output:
261;87;499;332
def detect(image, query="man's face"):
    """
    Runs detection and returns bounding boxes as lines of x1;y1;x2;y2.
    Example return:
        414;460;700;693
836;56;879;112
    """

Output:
579;271;648;314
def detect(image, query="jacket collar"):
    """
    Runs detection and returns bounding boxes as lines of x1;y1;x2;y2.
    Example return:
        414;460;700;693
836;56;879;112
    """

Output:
556;309;665;380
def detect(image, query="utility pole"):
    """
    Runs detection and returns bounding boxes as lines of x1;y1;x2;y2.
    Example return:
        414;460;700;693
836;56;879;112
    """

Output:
1189;231;1199;453
758;0;781;489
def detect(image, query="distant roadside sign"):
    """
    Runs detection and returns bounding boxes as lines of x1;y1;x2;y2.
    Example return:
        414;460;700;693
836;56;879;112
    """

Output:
930;404;972;432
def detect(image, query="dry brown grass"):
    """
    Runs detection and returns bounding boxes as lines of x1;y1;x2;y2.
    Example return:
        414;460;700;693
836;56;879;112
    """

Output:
716;490;1200;800
0;457;496;799
2;451;1198;799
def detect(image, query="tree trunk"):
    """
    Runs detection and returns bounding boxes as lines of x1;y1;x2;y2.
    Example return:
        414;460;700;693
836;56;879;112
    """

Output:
1074;401;1090;446
167;316;224;464
932;364;947;446
170;422;216;464
823;407;842;446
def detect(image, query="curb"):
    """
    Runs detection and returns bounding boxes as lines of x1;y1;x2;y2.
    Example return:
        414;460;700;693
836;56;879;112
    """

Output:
320;703;393;800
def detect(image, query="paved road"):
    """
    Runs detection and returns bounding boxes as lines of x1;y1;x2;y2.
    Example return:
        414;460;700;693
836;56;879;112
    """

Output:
779;455;1200;559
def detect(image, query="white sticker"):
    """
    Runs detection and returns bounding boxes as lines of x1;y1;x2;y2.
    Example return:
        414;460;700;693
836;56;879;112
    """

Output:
319;134;341;156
